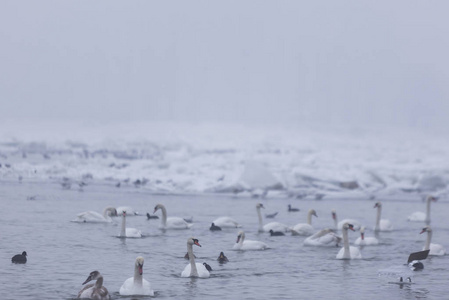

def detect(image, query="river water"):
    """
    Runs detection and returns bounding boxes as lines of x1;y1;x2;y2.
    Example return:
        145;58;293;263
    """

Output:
1;181;448;300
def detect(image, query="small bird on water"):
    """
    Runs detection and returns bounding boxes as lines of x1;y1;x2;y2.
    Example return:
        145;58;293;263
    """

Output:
288;204;300;212
11;251;27;264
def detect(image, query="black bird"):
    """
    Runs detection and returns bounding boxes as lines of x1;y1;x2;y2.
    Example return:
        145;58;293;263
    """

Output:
210;223;222;231
203;262;212;272
288;204;300;212
269;229;285;236
217;252;229;263
146;213;159;220
12;251;27;264
265;212;278;219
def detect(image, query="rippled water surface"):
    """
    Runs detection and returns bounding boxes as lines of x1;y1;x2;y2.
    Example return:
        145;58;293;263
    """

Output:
1;182;448;300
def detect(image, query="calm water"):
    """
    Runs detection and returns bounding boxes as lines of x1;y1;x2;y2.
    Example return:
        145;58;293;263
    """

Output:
1;181;448;300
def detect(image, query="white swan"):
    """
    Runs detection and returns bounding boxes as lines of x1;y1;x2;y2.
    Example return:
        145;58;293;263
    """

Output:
119;257;154;296
291;209;317;236
336;223;362;260
256;203;289;233
374;202;393;232
118;211;142;238
354;226;378;246
233;230;268;251
304;228;341;247
333;209;361;231
420;226;446;256
212;216;241;228
408;195;437;224
153;204;192;230
116;206;139;216
72;207;117;223
181;237;210;278
78;271;111;300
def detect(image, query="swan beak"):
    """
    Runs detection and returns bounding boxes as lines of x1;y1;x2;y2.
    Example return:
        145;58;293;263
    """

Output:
138;264;143;275
332;212;336;220
348;224;355;231
82;275;93;285
194;240;202;247
153;208;158;214
420;228;427;234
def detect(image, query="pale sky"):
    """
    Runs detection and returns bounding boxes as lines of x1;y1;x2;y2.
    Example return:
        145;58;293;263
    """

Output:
1;1;448;130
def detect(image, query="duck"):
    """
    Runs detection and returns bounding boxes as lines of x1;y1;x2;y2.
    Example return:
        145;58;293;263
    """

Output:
256;203;290;233
408;195;437;224
333;209;361;231
203;263;212;272
269;229;285;236
146;213;159;220
118;211;142;238
211;216;241;228
153;204;192;229
209;223;222;231
119;257;154;296
288;204;300;212
72;207;117;223
374;202;393;232
304;229;341;247
354;226;379;246
217;252;229;263
181;237;210;278
11;251;27;264
291;209;317;236
77;271;111;300
420;226;446;256
233;231;268;251
336;223;362;259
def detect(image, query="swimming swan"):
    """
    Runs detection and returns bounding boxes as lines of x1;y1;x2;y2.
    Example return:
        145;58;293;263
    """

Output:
333;209;361;231
73;207;117;223
336;223;362;260
212;216;241;228
118;211;142;238
420;226;446;256
354;226;379;246
181;237;210;278
374;202;393;232
153;204;192;230
78;271;111;300
256;203;289;233
119;257;154;296
233;230;268;251
304;229;341;246
291;209;317;236
408;195;437;224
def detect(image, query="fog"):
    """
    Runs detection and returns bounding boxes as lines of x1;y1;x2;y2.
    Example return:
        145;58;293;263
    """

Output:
1;1;448;131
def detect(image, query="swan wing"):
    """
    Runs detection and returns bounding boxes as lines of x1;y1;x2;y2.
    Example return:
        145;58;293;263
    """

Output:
428;243;446;256
263;222;289;232
166;217;192;229
291;224;314;236
73;211;111;223
125;228;142;238
241;240;268;250
181;263;210;278
120;277;153;296
213;217;241;228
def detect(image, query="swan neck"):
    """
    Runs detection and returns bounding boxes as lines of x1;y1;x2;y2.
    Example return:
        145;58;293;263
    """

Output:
425;230;432;250
160;206;167;227
375;206;381;231
307;211;313;225
425;199;431;224
120;214;126;237
187;243;199;277
333;214;338;229
342;227;350;259
256;207;264;231
134;264;143;285
95;276;103;289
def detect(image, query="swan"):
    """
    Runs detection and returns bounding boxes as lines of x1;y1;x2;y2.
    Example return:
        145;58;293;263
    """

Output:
332;209;361;231
116;206;139;216
118;211;142;238
212;216;241;228
11;251;27;264
408;195;437;224
336;223;362;260
420;226;446;256
374;202;393;232
256;203;290;232
181;237;210;278
304;229;341;247
354;226;379;246
119;256;154;296
72;207;117;223
153;204;192;230
291;209;317;236
78;271;111;300
233;231;268;251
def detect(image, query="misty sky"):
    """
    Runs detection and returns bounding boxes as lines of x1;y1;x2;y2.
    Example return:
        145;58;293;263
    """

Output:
1;1;448;130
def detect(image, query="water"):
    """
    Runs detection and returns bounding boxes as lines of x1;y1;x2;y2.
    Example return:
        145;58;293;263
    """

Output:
1;181;448;299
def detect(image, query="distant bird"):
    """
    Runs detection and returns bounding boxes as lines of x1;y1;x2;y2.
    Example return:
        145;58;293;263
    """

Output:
203;262;212;272
183;217;193;223
11;251;27;264
146;213;159;220
265;212;278;219
269;229;285;236
288;204;300;212
115;182;121;188
217;252;229;263
210;223;222;231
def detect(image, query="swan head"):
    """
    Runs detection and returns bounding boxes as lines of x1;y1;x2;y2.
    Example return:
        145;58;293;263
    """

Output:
374;202;382;208
187;237;202;247
82;271;101;285
135;256;144;275
427;195;438;202
331;209;336;220
420;225;432;234
309;209;318;217
122;210;127;217
236;231;245;243
153;204;164;214
360;226;366;239
342;223;355;231
256;203;265;209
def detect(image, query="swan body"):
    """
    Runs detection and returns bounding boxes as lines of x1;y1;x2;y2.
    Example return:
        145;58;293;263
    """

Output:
256;203;289;232
291;209;317;236
119;211;142;238
119;257;154;296
304;229;341;246
354;227;379;246
78;271;111;300
154;204;192;229
421;226;446;256
73;207;117;223
333;209;361;231
233;231;268;250
212;217;241;228
374;202;393;232
116;206;139;216
408;195;437;224
336;223;362;260
181;237;210;278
